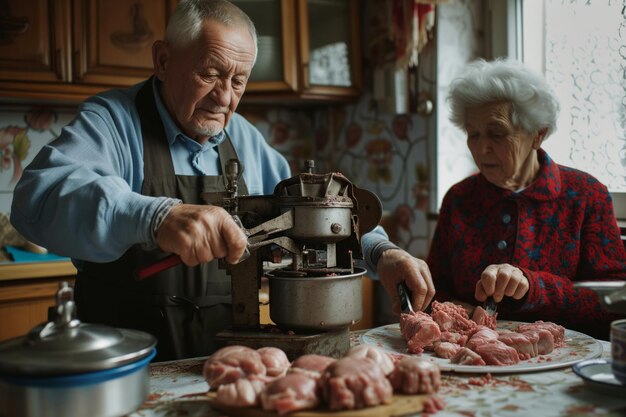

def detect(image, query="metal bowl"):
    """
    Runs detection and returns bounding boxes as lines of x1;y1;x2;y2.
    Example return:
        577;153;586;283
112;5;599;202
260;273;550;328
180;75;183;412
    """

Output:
268;267;365;330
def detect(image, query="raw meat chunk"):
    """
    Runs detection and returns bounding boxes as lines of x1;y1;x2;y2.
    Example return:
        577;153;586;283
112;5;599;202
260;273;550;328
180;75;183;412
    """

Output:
203;345;266;389
498;331;538;360
257;347;290;377
471;306;497;329
387;356;441;394
465;326;499;351
515;321;565;348
215;375;267;407
451;347;486;366
518;328;555;354
261;373;319;415
347;345;394;375
288;354;336;380
433;341;462;359
320;357;393;411
400;311;441;354
473;340;520;365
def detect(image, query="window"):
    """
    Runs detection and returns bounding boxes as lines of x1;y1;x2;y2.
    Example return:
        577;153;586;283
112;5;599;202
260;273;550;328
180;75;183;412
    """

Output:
518;0;626;218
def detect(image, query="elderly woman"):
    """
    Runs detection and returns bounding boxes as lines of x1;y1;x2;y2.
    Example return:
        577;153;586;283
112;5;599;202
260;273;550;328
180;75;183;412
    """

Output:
427;58;626;339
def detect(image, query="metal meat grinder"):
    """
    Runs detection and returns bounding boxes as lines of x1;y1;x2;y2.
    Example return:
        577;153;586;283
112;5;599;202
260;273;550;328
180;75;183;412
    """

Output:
205;159;382;359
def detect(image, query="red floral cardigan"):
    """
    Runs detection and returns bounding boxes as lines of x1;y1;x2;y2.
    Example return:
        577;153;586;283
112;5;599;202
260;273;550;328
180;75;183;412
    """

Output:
427;149;626;339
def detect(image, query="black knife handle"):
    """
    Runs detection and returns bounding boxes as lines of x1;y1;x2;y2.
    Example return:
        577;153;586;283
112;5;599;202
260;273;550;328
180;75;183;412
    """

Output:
397;282;414;314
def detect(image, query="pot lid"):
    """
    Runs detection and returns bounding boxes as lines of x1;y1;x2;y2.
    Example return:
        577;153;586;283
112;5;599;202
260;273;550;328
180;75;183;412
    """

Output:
0;282;156;376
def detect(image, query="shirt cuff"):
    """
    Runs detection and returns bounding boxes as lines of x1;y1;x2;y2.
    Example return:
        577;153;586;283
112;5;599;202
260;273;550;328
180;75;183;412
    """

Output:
366;241;402;274
146;198;183;248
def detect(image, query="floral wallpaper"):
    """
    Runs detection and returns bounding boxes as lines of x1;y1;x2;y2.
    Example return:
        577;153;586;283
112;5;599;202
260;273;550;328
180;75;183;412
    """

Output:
0;107;76;213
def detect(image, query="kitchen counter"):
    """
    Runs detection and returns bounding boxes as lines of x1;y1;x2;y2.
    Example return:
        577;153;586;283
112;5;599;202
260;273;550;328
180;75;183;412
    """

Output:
130;333;626;417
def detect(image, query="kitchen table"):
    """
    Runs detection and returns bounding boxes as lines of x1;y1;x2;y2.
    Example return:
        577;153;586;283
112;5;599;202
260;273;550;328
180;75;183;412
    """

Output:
129;332;626;417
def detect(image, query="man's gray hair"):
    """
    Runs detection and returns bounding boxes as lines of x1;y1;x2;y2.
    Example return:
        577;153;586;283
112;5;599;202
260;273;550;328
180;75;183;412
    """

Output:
165;0;257;62
447;58;560;139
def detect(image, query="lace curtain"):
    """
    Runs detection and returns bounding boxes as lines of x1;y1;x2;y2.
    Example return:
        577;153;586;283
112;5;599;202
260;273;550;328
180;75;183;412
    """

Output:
537;0;626;192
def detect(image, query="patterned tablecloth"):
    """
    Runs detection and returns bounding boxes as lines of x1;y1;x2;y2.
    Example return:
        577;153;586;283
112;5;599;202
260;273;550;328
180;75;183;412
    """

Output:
129;333;626;417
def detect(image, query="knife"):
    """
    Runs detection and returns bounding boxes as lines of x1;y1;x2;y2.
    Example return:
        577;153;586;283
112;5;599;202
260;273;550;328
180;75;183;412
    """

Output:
397;282;414;314
483;296;497;316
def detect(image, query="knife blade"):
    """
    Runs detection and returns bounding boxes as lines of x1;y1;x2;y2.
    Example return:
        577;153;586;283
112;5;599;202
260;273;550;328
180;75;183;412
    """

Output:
397;282;414;314
483;296;497;316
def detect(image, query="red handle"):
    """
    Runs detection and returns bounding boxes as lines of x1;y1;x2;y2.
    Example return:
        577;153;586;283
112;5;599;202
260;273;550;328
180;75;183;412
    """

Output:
136;254;182;280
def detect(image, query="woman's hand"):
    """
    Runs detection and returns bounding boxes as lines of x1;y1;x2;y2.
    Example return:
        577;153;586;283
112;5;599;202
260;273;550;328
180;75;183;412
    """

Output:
475;263;529;303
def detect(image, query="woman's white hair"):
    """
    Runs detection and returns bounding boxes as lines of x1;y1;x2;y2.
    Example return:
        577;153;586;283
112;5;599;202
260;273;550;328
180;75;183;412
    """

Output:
447;58;560;138
165;0;257;62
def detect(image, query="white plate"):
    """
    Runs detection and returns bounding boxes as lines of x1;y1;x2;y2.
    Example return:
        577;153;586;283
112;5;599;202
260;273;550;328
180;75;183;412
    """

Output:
359;320;603;374
572;359;626;397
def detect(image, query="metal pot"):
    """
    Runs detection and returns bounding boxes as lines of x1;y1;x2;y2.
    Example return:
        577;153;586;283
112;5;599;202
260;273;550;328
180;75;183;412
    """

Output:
0;282;156;417
268;267;365;330
574;281;626;314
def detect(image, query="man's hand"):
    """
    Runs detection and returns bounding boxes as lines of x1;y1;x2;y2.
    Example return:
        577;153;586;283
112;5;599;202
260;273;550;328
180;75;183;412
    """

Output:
155;204;248;265
475;263;529;303
377;248;435;314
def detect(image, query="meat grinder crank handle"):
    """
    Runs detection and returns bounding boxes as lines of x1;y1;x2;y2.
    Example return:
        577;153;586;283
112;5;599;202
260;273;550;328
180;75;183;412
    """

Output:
135;254;182;280
135;215;254;280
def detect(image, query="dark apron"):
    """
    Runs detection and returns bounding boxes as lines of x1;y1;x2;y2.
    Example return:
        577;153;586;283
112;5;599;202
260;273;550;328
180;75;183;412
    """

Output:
74;78;248;361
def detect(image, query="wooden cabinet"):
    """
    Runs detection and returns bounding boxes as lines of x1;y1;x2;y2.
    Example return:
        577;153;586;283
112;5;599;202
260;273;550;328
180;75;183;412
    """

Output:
233;0;362;103
0;0;176;102
0;262;76;341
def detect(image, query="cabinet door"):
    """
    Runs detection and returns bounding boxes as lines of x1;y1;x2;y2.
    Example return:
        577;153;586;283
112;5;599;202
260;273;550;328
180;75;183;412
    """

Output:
234;0;361;102
232;0;299;94
0;0;71;83
298;0;362;98
72;0;175;87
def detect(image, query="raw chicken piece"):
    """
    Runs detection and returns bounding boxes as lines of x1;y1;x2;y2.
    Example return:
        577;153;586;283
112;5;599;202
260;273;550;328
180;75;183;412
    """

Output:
433;341;462;359
203;345;266;389
473;340;520;365
515;321;565;348
261;373;319;415
431;301;477;334
320;357;393;411
288;354;336;380
257;347;290;377
347;345;394;375
387;356;441;394
498;330;538;360
471;306;497;329
215;375;267;407
451;347;486;366
400;311;441;354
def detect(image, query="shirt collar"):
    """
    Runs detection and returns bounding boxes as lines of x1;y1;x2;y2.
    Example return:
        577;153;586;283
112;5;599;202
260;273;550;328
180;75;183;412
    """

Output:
151;77;226;148
474;148;562;206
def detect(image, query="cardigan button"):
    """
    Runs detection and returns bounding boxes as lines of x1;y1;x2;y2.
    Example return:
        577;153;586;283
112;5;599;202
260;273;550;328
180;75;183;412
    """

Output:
502;214;511;224
497;240;508;250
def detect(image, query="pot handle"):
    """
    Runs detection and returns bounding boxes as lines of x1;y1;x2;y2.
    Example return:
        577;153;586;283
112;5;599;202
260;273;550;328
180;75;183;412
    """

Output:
29;281;80;341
